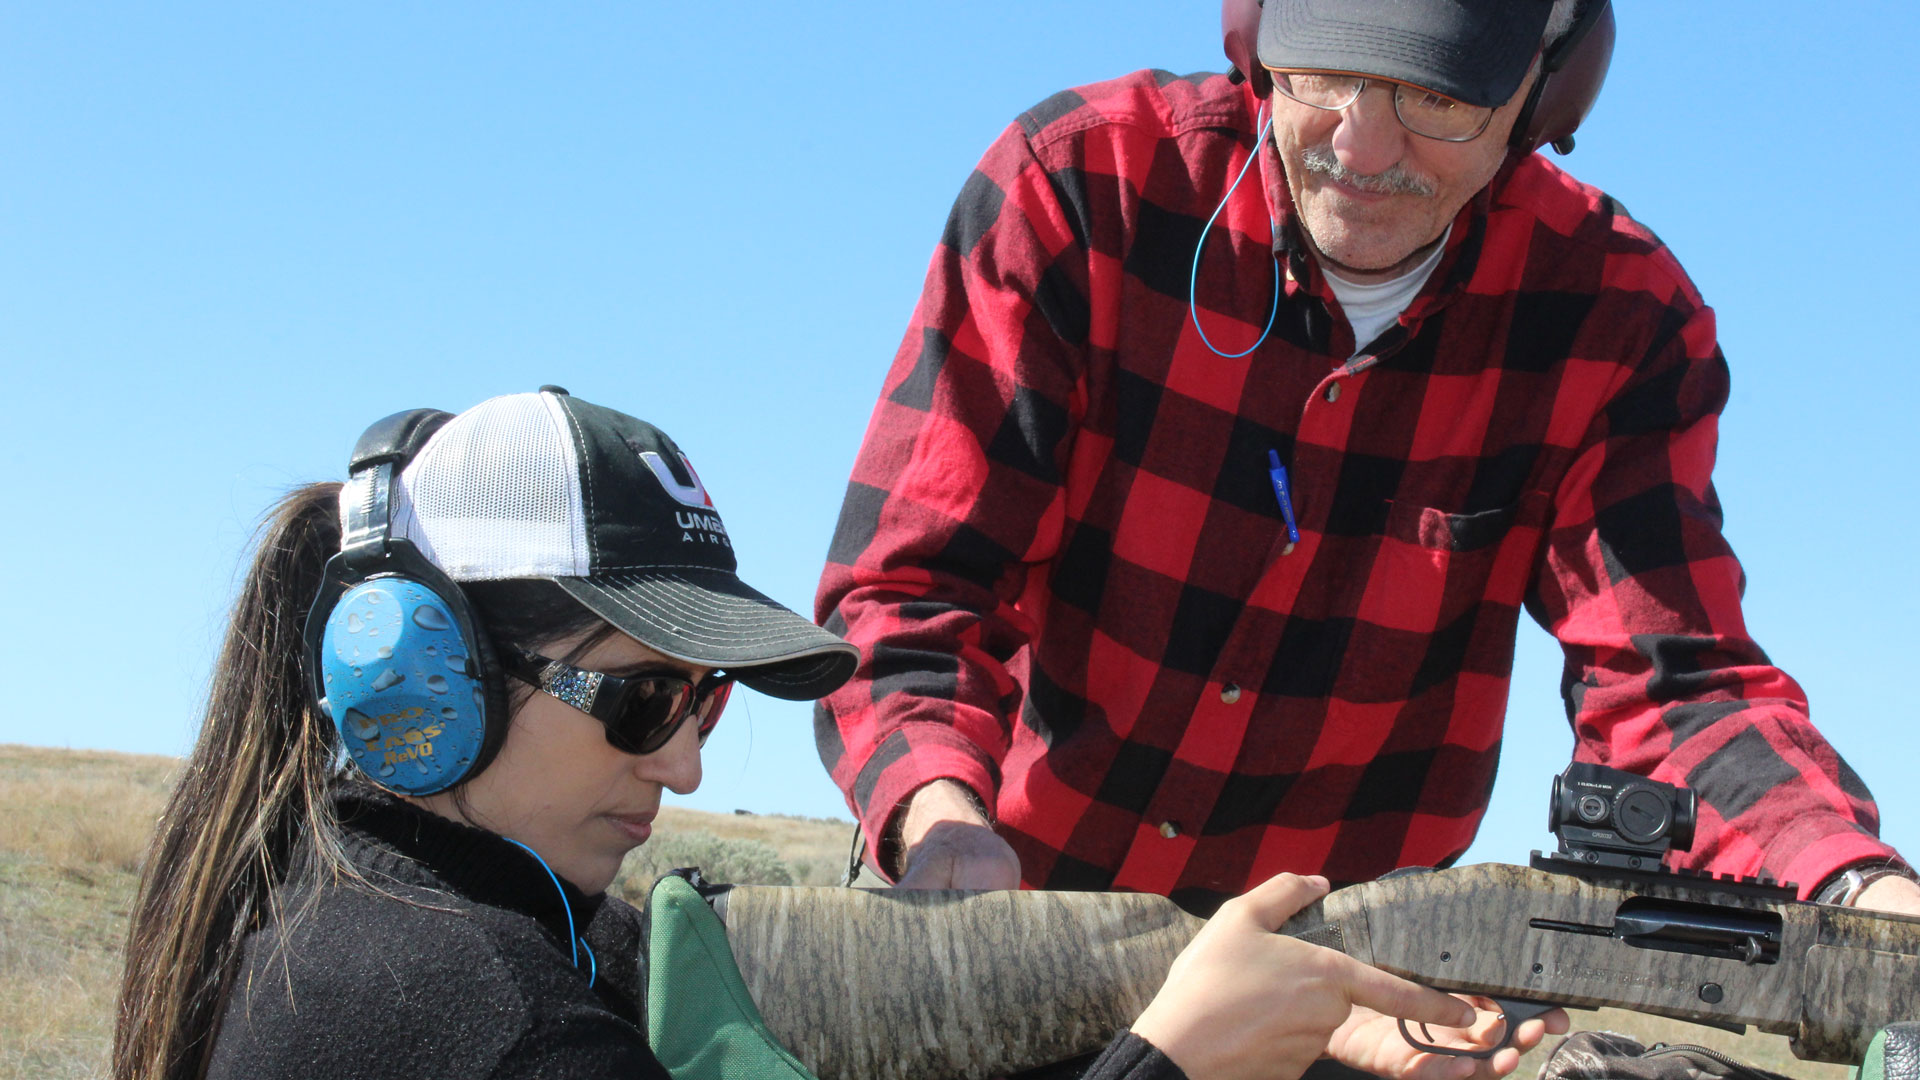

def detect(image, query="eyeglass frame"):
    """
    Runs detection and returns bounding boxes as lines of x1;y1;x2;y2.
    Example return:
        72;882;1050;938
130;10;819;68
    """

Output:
502;645;734;755
1262;67;1501;143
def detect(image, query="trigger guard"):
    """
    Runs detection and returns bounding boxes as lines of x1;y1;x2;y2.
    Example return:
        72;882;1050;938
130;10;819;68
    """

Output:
1395;997;1556;1060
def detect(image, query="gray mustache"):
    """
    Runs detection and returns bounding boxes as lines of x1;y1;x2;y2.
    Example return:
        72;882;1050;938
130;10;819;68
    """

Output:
1298;145;1435;197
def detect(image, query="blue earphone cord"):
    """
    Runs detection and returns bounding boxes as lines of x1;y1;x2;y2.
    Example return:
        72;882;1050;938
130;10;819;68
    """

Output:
502;836;598;988
1189;105;1281;360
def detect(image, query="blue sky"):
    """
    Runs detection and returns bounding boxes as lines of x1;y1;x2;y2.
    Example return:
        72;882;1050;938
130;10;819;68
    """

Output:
4;1;1915;874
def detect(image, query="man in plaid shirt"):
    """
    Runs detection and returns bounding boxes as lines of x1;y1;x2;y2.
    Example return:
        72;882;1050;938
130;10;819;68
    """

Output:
814;0;1917;919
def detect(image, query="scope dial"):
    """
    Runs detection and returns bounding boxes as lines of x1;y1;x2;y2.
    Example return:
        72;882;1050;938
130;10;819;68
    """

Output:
1613;787;1673;844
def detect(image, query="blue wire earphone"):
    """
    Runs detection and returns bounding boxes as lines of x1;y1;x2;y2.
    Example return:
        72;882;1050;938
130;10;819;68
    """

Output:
502;836;598;987
1189;104;1280;360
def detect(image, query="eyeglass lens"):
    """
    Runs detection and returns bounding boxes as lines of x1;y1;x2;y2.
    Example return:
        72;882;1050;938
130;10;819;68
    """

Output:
1274;73;1491;142
607;675;730;755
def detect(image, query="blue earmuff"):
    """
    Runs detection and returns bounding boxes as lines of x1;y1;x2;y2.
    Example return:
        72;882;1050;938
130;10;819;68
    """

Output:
306;408;510;796
318;578;490;794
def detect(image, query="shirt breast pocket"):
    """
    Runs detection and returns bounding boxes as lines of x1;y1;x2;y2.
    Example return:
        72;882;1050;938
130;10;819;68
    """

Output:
1373;492;1549;632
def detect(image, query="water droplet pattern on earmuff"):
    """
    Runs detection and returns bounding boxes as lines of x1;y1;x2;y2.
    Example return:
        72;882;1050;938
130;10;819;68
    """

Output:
319;581;487;794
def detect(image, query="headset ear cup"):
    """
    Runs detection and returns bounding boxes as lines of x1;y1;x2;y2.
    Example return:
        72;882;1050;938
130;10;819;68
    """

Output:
1221;0;1270;97
318;567;496;796
1513;0;1615;154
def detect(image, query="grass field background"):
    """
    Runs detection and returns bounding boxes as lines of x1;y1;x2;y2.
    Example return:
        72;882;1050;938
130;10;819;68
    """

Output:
0;744;1850;1080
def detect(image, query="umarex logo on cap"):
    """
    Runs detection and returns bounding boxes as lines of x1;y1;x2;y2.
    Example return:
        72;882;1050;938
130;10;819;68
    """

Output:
638;449;712;508
634;444;730;549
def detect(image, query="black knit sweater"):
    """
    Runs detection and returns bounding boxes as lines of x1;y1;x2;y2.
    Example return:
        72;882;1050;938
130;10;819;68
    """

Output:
202;785;1182;1079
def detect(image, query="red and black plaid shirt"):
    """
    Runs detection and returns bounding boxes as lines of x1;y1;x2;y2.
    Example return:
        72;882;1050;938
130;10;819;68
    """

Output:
814;69;1894;911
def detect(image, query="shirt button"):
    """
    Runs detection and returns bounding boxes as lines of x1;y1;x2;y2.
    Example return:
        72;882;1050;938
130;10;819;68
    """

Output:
1159;821;1182;839
1325;382;1342;403
1220;683;1242;704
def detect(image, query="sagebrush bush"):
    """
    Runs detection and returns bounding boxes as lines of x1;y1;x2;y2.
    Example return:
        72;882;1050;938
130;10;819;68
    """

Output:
613;829;794;896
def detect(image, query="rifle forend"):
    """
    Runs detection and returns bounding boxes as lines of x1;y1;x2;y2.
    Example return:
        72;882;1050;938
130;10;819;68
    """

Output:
1281;859;1920;1065
708;861;1920;1079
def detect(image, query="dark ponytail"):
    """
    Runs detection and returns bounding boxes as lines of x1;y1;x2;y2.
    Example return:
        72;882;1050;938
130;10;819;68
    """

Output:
112;482;347;1080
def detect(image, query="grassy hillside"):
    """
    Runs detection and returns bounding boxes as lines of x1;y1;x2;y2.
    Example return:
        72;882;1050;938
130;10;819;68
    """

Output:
1;746;173;1080
0;745;1848;1080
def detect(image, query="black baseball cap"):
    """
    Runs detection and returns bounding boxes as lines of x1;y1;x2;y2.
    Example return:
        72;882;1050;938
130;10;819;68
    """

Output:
1257;0;1553;108
390;387;858;700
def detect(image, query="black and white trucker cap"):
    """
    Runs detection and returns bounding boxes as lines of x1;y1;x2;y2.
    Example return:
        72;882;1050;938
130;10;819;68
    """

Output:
385;387;858;700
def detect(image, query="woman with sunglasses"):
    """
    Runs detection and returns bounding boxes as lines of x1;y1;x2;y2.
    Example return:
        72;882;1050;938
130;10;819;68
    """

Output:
112;389;1541;1080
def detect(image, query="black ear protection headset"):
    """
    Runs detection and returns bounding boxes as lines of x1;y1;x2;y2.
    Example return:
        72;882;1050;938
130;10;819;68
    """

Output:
1220;0;1616;155
303;405;603;984
303;408;513;796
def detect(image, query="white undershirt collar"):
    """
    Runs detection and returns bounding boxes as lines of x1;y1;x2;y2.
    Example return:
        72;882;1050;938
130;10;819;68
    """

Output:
1321;226;1451;358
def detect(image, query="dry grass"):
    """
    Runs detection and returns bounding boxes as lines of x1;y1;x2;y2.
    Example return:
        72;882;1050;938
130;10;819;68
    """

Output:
0;745;177;1080
655;805;861;886
0;745;176;878
0;745;1860;1080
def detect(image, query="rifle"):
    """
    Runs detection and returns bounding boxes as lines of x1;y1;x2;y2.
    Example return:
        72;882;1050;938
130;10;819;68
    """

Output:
701;864;1917;1078
677;766;1920;1079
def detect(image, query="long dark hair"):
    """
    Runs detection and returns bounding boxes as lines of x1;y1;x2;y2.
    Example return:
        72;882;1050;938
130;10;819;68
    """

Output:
112;483;605;1080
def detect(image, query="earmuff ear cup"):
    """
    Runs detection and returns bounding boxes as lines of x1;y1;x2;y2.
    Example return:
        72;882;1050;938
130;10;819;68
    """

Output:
1221;0;1271;97
320;577;491;795
1512;0;1615;154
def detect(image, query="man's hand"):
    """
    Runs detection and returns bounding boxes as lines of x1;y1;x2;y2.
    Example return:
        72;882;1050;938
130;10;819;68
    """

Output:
1131;874;1483;1080
1327;998;1570;1080
1856;874;1920;918
892;780;1021;890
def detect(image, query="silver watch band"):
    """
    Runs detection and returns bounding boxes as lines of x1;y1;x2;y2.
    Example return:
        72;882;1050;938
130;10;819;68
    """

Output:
1814;863;1915;906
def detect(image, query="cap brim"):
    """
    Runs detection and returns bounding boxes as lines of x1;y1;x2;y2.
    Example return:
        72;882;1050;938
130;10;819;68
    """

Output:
1257;0;1549;108
556;570;858;701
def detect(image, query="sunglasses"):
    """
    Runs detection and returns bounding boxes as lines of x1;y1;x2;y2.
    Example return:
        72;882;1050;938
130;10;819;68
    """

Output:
503;646;733;755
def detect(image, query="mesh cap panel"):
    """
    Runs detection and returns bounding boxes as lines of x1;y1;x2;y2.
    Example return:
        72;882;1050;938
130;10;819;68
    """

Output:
392;393;592;579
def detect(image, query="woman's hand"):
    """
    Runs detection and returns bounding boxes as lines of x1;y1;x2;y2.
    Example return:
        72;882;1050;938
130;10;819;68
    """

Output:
1130;873;1480;1080
1326;997;1571;1080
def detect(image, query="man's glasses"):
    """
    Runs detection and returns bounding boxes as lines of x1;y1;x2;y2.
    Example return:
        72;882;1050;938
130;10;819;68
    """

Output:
504;646;733;755
1266;70;1496;143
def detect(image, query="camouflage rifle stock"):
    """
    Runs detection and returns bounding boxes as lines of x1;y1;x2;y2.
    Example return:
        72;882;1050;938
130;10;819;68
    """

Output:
707;883;1195;1080
703;857;1920;1080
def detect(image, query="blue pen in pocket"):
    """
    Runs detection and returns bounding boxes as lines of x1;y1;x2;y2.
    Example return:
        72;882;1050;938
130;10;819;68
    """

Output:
1267;449;1300;549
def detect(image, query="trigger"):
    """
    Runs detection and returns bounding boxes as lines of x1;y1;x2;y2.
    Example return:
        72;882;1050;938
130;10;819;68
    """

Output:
1491;998;1558;1027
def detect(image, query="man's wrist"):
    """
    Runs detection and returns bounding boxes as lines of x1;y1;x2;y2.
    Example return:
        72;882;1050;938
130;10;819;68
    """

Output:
880;780;994;879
